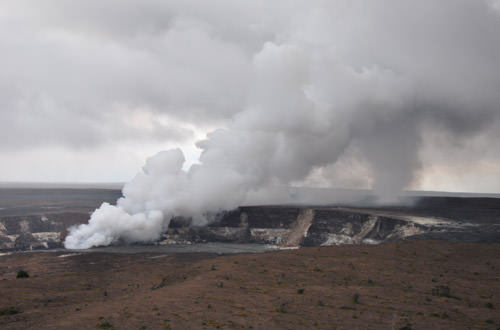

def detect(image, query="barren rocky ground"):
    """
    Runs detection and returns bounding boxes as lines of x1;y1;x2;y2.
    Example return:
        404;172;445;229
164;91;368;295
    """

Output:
1;240;499;329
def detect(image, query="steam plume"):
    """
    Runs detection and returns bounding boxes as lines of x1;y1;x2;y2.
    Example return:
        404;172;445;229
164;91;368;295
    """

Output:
64;0;500;249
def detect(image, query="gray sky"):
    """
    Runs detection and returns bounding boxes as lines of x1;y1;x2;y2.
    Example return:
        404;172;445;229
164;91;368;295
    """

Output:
1;0;500;193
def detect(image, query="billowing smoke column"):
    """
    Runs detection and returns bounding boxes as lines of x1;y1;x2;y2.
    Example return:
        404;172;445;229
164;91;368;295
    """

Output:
64;0;500;249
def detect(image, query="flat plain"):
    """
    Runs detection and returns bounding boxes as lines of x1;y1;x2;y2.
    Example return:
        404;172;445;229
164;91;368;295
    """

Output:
1;240;499;329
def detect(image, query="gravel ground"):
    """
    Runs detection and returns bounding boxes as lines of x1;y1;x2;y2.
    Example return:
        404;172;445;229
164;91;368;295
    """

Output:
0;240;499;329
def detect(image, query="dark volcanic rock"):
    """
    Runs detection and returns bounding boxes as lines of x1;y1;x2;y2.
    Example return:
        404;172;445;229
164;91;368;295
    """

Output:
0;235;11;246
2;215;58;234
2;187;500;251
169;216;192;228
301;209;426;246
406;226;500;243
381;196;500;224
209;209;241;227
0;188;117;251
14;232;36;250
239;206;300;228
194;227;250;243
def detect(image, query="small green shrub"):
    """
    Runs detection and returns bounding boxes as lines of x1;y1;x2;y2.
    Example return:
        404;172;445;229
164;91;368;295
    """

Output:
431;285;451;297
275;303;287;313
297;288;304;294
96;321;114;329
0;307;20;316
16;270;29;278
431;312;449;319
340;306;355;310
353;293;360;304
399;323;413;330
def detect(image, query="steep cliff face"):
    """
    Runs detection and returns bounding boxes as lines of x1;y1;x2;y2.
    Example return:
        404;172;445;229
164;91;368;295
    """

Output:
0;213;88;250
159;205;488;247
281;209;314;247
0;188;120;251
301;209;429;246
2;195;500;251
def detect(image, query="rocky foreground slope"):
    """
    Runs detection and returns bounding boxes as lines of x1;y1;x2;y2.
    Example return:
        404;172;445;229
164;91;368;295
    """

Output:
1;240;499;329
1;187;499;251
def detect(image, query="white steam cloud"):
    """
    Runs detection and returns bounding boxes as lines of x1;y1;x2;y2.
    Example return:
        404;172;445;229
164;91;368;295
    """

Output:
64;0;500;249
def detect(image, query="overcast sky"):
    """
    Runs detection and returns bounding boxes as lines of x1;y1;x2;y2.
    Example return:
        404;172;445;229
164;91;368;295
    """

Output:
1;0;500;193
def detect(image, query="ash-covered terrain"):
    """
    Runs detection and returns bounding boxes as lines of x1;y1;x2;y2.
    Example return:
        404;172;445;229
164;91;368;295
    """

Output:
1;187;499;252
1;240;499;330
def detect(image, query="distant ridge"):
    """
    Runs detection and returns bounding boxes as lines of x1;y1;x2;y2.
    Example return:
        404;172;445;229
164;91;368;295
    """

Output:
0;182;124;189
401;190;500;198
0;183;497;199
285;187;500;204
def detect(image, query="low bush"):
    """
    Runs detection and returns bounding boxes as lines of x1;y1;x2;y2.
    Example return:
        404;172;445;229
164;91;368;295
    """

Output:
96;321;114;329
0;307;20;316
431;285;451;297
16;270;29;278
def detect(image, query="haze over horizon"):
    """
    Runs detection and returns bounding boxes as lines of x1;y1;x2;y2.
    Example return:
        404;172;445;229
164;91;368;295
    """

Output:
1;0;500;196
1;181;500;200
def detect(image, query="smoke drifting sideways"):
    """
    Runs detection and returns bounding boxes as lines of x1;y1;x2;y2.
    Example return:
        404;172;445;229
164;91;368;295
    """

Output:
64;0;500;249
